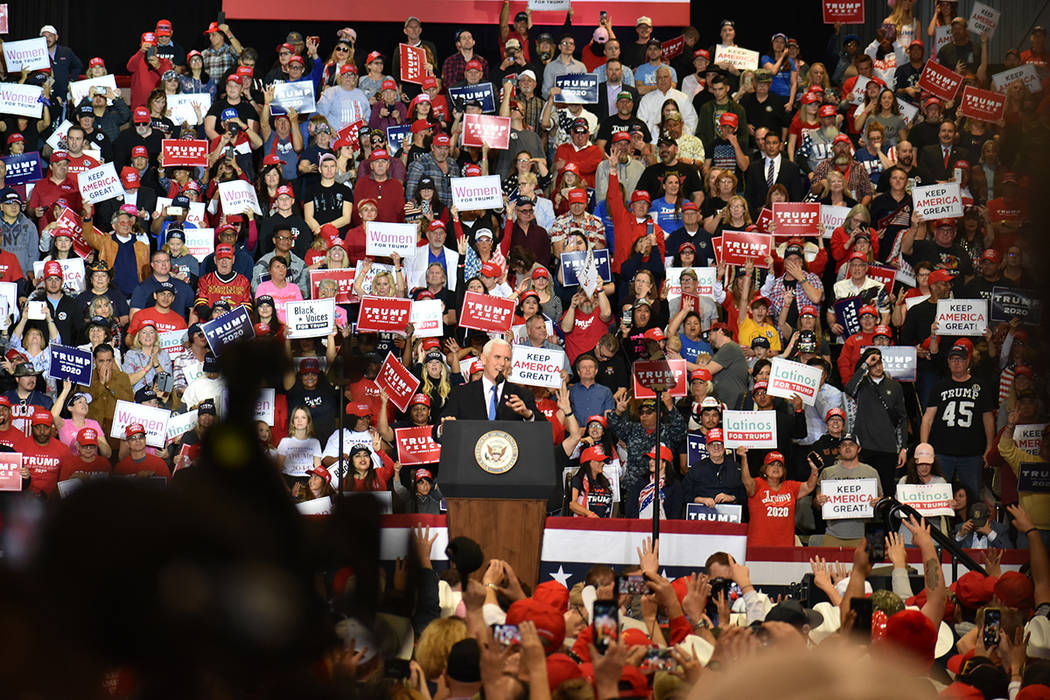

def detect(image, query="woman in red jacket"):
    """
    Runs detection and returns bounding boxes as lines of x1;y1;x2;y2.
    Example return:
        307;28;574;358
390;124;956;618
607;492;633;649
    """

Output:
339;442;399;492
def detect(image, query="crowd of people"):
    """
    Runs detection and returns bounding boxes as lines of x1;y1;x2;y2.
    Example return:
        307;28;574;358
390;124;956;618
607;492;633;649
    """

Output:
0;2;1048;696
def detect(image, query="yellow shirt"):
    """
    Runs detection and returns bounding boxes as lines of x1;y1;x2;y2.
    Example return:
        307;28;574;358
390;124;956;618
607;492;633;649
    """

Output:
999;431;1050;529
738;316;782;352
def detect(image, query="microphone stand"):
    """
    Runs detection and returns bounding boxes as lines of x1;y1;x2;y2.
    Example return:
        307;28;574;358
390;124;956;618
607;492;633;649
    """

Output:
874;498;986;581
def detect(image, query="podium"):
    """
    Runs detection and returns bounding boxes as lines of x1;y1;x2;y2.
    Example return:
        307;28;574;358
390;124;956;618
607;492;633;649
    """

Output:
439;420;556;587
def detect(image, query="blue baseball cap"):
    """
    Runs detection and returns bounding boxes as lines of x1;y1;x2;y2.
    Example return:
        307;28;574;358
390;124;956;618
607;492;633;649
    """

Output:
221;107;238;121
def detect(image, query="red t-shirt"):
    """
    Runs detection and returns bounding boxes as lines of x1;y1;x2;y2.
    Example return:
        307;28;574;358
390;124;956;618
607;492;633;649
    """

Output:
747;478;802;547
0;249;24;283
58;454;112;482
66;154;101;184
986;196;1028;225
536;397;564;445
132;307;188;335
562;307;608;364
0;424;26;451
113;453;172;479
22;438;69;495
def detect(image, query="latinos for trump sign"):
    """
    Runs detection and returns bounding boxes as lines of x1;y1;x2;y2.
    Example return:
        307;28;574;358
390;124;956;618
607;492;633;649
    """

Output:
3;151;41;186
286;298;337;339
561;249;612;285
632;359;687;398
510;345;565;389
822;0;864;23
2;38;49;72
109;400;171;449
78;162;123;204
720;231;773;268
409;298;444;338
555;74;599;104
458;291;515;333
935;299;988;336
912;182;963;219
49;344;93;385
272;80;316;114
821;478;878;519
714;44;759;71
767;358;823;406
357;295;412;334
365;221;418;258
967;1;1000;38
958;86;1005;123
375;352;420;412
399;43;427;84
462;114;511;149
917;61;963;102
895;483;955;517
772;202;821;237
861;345;917;381
395;426;441;465
722;410;777;449
447;82;496;113
450;175;502;211
161;139;209;168
218;179;263;215
202;306;255;355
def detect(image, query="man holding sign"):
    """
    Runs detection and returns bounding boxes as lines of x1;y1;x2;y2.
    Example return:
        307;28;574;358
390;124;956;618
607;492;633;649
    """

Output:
814;433;883;547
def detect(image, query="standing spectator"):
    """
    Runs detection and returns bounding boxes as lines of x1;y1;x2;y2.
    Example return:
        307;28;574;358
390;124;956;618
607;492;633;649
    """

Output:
406;135;461;203
441;30;489;93
127;32;173;109
809;135;874;207
607;391;686;504
698;322;748;410
637;66;698;138
568;354;614;421
554;120;603;188
739;449;818;546
814;433;883;546
541;34;587;99
845;348;908;496
683;428;745;513
39;25;83;107
0;189;38;278
202;22;243;78
999;410;1050;538
560;292;613;365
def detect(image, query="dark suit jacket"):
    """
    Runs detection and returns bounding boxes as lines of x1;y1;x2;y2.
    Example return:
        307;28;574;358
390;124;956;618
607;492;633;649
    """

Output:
917;144;972;185
744;155;803;217
596;82;640;120
439;379;546;423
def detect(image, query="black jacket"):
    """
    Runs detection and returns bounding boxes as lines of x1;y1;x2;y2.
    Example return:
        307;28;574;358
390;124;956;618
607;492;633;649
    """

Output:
744;155;804;217
26;291;85;347
845;366;907;454
917;144;972;184
438;378;545;423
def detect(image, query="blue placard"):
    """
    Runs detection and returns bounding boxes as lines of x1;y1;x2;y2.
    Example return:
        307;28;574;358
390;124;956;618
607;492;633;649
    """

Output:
685;503;743;522
555;73;599;104
202;306;255;356
560;249;612;286
447;82;497;113
49;344;93;385
687;432;708;466
990;286;1041;325
1018;463;1050;493
3;151;42;186
833;296;864;337
386;124;411;154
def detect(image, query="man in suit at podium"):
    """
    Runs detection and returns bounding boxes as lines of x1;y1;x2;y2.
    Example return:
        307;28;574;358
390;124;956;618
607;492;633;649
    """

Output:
437;339;545;438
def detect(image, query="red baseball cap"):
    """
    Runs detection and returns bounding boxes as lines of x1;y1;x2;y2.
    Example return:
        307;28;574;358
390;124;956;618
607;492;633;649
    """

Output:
833;133;852;146
642;327;666;343
133;106;150;124
874;324;893;338
276;184;295;199
77;427;99;446
825;407;846;423
763;451;785;465
43;260;63;279
31;410;53;426
819;104;837;118
980;248;1001;264
706;427;724;444
141;32;157;47
718;112;739;128
858;304;878;318
611;131;631;143
531;266;550;280
646;444;675;462
120;167;140;189
465;59;484;72
433;134;451;147
262;154;286;167
381;79;398;91
580;446;612;464
339;63;357;76
481;261;502;277
801;91;820;105
125;423;146;438
800;305;818;317
155;19;173;36
215;244;235;260
693;48;711;60
411;119;432;134
752;380;769;394
505;598;565;652
927;269;954;285
409;393;431;407
309;466;333;484
370;149;390;161
131;145;149;159
88;57;105;68
690;368;712;382
346;403;372;417
421;76;438;90
567;189;588;205
847;251;868;263
630;190;650;205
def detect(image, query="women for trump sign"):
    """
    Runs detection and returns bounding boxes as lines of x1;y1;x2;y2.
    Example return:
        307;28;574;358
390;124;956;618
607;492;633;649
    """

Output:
450;175;502;211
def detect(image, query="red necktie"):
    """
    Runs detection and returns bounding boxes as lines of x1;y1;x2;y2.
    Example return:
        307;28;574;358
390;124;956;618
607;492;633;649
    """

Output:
943;148;950;169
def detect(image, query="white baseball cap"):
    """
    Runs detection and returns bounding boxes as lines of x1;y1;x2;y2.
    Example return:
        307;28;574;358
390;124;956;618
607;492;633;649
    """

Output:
518;69;537;81
40;25;58;36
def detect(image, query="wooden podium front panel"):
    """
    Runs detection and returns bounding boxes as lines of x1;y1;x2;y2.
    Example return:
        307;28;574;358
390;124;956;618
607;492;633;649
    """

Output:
445;498;547;588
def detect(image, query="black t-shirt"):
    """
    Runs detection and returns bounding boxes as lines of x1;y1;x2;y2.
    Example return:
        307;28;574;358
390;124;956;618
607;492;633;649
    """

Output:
907;240;974;286
206;98;256;134
636;162;704;201
260;213;314;259
927;376;995;456
305;181;354;228
595;114;650;144
286;380;339;442
739;92;788;134
569;470;613;517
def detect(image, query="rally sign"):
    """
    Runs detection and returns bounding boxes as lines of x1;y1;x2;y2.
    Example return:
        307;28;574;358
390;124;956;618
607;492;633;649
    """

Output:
447;82;496;113
166;410;198;443
866;263;897;292
821;478;878;519
254;388;276;425
561;249;612;285
353;261;395;295
633;359;687;398
55;207;94;258
510;345;565;389
767;358;823;406
917;61;963;102
820;204;850;239
201;306;255;354
714;44;759;71
161;139;209;168
458;291;515;333
661;35;685;62
158;329;187;358
0;5;7;35
218;179;263;216
528;0;571;8
934;299;988;336
967;1;1000;37
49;344;93;385
375;352;420;412
861;345;917;381
184;228;215;262
2;38;49;72
450;174;503;211
664;267;717;298
3;152;41;186
833;296;865;337
0;451;19;491
273;80;316;114
77;162;123;204
958;85;1005;123
356;295;412;334
34;257;85;294
386;124;411;154
822;0;864;23
286;298;337;339
167;93;212;126
895;482;955;517
685;503;743;522
409;298;444;338
992;64;1041;94
720;231;773;268
462;114;511;149
1014;424;1048;457
912;182;963;219
555;74;599;104
772;202;821;237
722;410;777;449
365;221;418;258
68;74;118;105
399;43;427;84
990;287;1040;325
297;497;333;515
395;425;441;465
156;197;207;227
1018;463;1050;494
109;399;171;449
310;268;355;303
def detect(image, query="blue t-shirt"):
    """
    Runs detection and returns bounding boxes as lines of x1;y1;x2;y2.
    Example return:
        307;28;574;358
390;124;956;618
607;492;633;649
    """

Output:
651;197;684;234
853;147;885;186
679;333;713;363
760;55;796;98
634;62;677;88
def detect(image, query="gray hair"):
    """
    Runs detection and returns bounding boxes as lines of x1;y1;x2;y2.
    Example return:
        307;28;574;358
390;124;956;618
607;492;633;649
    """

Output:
481;338;512;358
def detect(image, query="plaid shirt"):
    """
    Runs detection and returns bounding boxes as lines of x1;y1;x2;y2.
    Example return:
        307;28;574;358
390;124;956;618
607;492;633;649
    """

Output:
519;94;545;134
441;52;489;94
548;212;605;249
201;44;239;82
812;157;873;202
760;271;825;321
405;153;462;203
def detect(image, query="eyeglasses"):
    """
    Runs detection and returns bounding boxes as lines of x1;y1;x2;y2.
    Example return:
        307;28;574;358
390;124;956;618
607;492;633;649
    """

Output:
561;40;574;45
518;208;534;213
335;47;348;52
276;235;293;241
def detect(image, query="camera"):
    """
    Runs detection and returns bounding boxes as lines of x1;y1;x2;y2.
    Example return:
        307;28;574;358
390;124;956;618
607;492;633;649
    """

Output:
155;372;174;394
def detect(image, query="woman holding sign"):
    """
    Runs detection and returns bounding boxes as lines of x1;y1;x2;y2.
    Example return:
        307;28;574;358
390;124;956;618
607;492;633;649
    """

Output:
739;448;818;546
51;384;112;459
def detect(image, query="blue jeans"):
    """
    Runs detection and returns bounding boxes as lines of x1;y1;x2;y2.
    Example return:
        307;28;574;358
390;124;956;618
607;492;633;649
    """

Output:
938;454;984;496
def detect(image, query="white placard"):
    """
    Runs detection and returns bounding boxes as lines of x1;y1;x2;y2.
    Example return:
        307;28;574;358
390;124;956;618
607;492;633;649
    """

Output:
0;82;44;118
821;477;878;520
847;75;870;105
992;64;1041;94
2;38;50;72
167;93;213;126
410;298;444;338
820;205;850;239
109;399;171;449
664;267;717;299
767;357;823;406
509;345;565;389
934;26;952;56
68;74;117;106
184;228;215;262
912;182;962;220
0;281;17;329
255;388;276;425
286;298;336;339
897;97;918;124
26;300;46;320
158;329;187;353
365;221;418;259
297;496;333;515
353;261;395;295
528;0;571;9
33;257;85;294
895;483;955;517
1014;424;1048;457
450;175;503;211
45;119;73;151
165;409;198;442
273;80;316;114
967;1;1000;38
721;410;777;449
78;162;123;204
714;44;760;71
218;179;263;216
934;298;988;336
155;197;207;228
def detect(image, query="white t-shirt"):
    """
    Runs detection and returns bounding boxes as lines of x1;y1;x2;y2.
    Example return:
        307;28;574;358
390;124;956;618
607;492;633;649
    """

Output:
277;436;322;476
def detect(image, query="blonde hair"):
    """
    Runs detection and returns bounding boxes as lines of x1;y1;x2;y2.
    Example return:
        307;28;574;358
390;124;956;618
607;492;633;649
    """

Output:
414;617;467;679
371;270;395;296
421;356;452;403
720;195;753;226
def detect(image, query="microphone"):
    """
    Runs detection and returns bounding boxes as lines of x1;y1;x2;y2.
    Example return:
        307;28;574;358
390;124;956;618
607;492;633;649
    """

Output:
494;372;506;385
